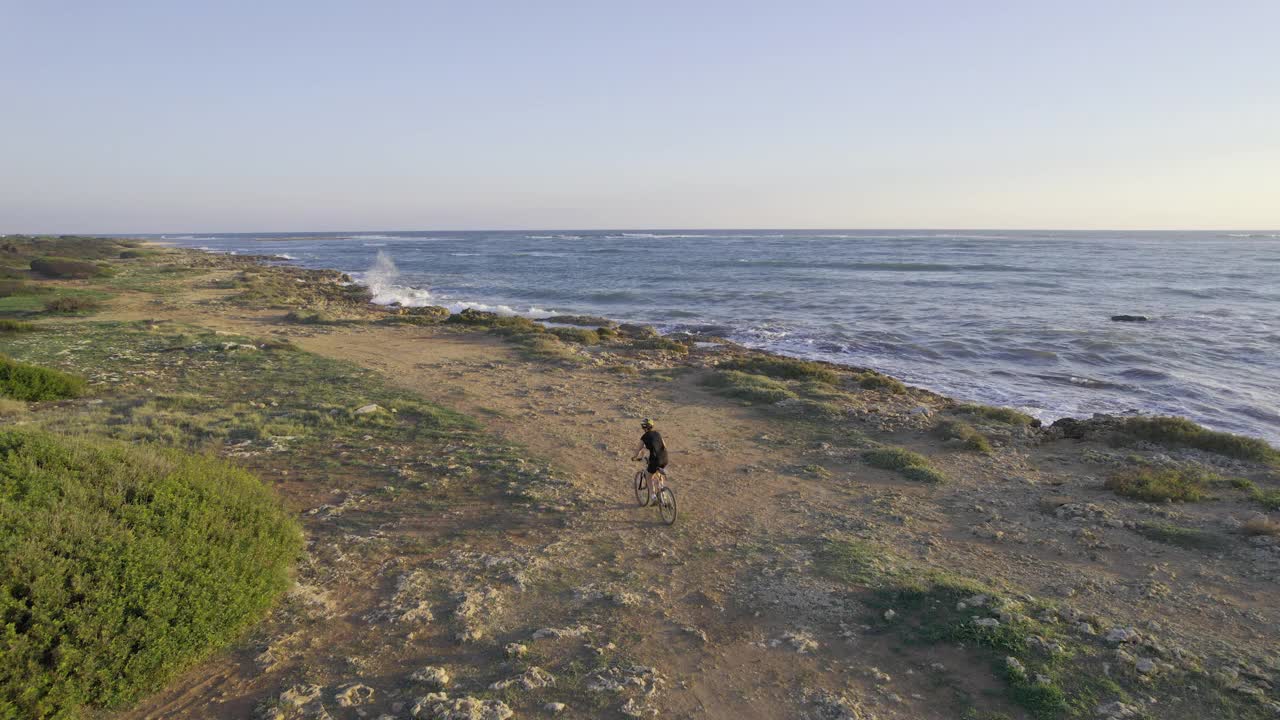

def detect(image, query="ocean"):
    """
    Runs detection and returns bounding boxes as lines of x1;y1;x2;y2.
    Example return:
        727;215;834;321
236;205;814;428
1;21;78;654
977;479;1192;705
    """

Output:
154;230;1280;443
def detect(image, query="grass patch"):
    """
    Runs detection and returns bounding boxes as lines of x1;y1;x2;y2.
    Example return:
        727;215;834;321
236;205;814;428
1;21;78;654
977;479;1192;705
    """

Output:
957;403;1037;426
856;371;906;394
0;355;87;400
1116;416;1279;465
0;319;37;333
0;429;302;717
1104;466;1211;503
1133;521;1229;551
938;418;994;453
718;355;837;384
629;336;688;354
863;446;946;483
42;295;102;314
0;281;50;298
284;309;339;325
548;327;599;345
702;370;797;404
1250;488;1280;511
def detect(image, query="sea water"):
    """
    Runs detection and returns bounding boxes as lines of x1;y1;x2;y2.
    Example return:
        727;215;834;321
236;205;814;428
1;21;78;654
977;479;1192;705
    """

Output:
155;230;1280;442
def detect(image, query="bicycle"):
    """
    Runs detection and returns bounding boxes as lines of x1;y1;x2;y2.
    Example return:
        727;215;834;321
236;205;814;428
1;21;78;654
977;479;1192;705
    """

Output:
633;460;676;525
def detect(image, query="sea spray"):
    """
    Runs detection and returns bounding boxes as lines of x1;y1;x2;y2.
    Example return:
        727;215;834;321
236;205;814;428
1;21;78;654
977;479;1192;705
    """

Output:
363;251;435;306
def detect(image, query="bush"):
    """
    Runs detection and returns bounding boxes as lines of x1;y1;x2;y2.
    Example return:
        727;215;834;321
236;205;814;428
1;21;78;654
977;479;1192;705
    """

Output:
1104;466;1211;502
30;256;111;279
0;355;86;400
719;355;838;384
702;370;797;404
0;429;301;717
863;447;946;483
937;419;993;453
0;319;36;333
1251;488;1280;511
42;295;101;313
631;337;688;354
549;327;600;345
957;403;1036;426
1117;416;1278;465
284;309;336;325
857;372;906;394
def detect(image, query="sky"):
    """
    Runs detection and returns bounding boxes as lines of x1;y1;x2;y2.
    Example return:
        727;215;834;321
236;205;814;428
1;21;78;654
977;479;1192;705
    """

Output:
1;1;1277;233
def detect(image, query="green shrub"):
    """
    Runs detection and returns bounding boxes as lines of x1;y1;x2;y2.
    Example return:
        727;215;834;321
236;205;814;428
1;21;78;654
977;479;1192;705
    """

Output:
631;336;688;354
0;355;87;400
1104;466;1212;502
0;398;28;417
702;370;797;404
863;447;947;483
42;295;101;314
549;327;600;345
30;256;111;279
1251;488;1280;511
1117;416;1278;464
937;419;994;453
857;372;906;394
0;319;36;333
719;355;838;384
284;309;336;325
118;249;158;259
0;429;301;717
957;403;1036;426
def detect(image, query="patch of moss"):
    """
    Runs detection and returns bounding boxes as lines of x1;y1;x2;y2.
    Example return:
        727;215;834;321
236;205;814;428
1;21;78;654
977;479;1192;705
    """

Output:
548;327;600;345
958;403;1037;426
856;371;906;394
863;446;947;483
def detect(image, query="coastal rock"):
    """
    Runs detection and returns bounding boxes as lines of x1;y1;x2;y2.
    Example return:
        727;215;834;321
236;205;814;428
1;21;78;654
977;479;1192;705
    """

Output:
414;695;513;720
335;683;375;707
354;404;382;415
616;323;659;339
411;666;451;689
489;666;555;690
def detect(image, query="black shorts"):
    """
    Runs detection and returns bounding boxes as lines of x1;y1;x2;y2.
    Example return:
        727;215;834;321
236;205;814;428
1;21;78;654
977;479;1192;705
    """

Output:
647;458;667;475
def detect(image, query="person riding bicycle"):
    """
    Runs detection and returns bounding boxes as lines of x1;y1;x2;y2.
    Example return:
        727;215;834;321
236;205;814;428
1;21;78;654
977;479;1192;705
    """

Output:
631;418;668;504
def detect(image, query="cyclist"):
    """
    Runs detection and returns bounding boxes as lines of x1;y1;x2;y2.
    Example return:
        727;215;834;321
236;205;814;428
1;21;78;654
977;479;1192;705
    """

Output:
631;417;669;504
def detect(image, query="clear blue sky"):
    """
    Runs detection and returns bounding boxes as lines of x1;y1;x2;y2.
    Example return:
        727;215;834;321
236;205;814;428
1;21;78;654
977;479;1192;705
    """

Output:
2;1;1277;232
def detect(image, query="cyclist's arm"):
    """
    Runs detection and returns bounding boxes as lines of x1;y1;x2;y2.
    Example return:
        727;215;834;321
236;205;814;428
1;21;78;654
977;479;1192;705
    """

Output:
631;440;648;460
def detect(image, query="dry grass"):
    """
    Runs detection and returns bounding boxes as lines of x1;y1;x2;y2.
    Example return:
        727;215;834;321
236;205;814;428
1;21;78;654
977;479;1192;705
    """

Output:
1241;516;1280;537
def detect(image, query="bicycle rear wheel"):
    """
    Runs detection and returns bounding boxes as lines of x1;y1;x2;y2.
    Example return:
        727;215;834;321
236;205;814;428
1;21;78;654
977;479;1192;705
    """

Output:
634;471;650;507
657;487;676;525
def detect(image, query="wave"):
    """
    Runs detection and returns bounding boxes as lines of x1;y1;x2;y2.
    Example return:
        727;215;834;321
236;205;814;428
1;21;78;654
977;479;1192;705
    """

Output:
525;234;584;240
730;259;1030;273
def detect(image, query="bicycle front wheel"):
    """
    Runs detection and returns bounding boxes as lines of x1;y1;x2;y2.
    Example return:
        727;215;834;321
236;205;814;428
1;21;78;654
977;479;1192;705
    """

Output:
657;487;676;526
634;471;650;507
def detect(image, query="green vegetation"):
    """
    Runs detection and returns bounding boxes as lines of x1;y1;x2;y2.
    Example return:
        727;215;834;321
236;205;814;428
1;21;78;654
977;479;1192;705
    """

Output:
702;370;797;404
548;327;600;345
937;418;994;453
1133;521;1229;551
718;355;838;384
284;309;338;325
0;320;36;333
1104;465;1212;503
1251;488;1280;511
0;281;49;298
0;429;302;718
856;371;906;394
42;296;101;314
30;256;112;279
226;268;370;310
863;446;946;482
957;403;1037;426
0;355;86;401
629;336;689;354
1116;416;1279;465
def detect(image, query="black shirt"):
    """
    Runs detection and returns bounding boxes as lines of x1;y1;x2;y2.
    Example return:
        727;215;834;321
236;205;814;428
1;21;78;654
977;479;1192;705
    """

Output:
641;430;668;465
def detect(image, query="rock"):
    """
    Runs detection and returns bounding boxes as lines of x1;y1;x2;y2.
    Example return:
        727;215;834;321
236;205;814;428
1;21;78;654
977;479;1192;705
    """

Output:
1135;658;1157;675
504;642;528;658
532;625;590;640
1075;622;1096;635
1105;627;1139;644
804;689;865;720
265;684;331;720
617;323;659;339
782;630;819;653
490;666;556;691
682;625;709;643
354;404;382;415
411;666;451;689
974;617;1001;628
1005;656;1026;678
415;695;513;720
335;684;375;707
1110;315;1149;322
544;702;566;714
883;609;896;621
1094;700;1142;718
